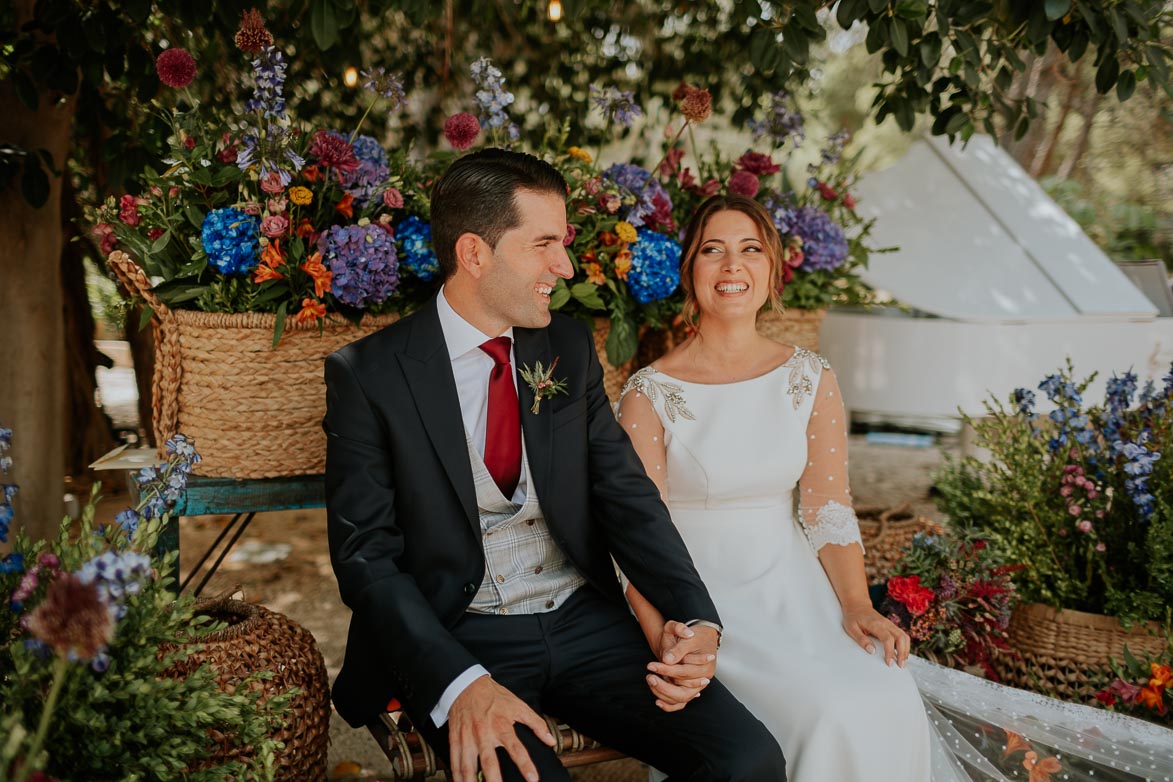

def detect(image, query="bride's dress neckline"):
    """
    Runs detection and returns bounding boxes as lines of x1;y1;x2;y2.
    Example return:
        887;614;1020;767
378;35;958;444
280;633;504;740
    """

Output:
645;347;804;387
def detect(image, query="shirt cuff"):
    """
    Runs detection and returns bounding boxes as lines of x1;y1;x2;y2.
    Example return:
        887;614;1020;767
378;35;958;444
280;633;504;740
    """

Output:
430;665;490;728
684;619;724;648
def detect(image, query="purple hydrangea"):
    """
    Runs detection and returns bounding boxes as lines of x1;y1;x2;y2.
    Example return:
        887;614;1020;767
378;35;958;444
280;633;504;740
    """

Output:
602;163;671;228
201;208;260;275
320;224;400;307
781;206;848;272
627;228;681;304
326;132;390;207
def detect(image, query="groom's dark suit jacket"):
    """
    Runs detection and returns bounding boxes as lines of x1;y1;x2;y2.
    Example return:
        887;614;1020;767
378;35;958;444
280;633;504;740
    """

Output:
324;297;720;728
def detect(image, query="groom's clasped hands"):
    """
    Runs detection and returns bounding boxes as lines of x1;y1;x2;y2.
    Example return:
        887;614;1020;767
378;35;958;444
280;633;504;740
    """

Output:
646;620;720;712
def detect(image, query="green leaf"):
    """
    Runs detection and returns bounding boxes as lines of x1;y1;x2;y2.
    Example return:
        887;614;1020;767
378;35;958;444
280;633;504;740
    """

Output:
867;0;887;12
1108;7;1128;41
919;34;941;67
12;70;38;111
890;20;909;57
310;0;340;51
569;282;606;310
604;314;638;367
1115;69;1136;101
138;304;154;331
836;0;865;29
184;205;206;230
150;231;171;255
1044;0;1071;21
549;280;571;310
1095;55;1120;94
749;28;781;73
1145;44;1168;85
1073;0;1100;36
20;154;50;207
272;302;287;349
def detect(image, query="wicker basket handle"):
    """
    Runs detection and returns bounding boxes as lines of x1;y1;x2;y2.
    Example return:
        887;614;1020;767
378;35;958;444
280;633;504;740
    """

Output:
873;502;913;541
106;250;181;448
106;250;171;321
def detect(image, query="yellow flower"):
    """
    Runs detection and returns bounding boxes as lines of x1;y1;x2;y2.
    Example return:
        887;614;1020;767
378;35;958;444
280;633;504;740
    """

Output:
615;221;637;244
289;186;313;206
567;146;592;164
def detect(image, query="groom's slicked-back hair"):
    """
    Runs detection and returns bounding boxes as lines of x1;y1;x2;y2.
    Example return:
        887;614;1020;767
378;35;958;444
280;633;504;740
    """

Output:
430;148;568;280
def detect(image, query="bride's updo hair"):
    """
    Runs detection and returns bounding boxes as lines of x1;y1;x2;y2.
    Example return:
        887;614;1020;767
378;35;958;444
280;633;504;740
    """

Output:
678;194;785;324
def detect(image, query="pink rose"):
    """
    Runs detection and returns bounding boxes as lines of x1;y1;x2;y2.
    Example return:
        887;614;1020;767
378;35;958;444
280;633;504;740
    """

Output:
382;188;404;209
1077;520;1093;533
241;201;262;216
93;222;117;255
259;171;285;194
260;214;289;238
267;196;287;214
600;194;621;214
118;194;141;226
583;177;602;196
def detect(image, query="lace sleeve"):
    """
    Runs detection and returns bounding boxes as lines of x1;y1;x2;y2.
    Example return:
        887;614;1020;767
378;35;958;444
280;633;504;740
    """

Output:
613;378;669;594
797;366;863;554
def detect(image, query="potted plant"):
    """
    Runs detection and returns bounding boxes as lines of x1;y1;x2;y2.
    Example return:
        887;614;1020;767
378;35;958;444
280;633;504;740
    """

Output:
934;363;1173;700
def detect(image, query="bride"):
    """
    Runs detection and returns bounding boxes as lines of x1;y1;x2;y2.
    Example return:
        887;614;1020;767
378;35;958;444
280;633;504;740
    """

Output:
616;194;1173;781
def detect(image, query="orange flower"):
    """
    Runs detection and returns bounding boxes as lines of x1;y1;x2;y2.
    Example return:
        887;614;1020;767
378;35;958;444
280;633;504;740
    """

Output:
254;263;284;283
335;193;355;219
302;164;320;183
1022;751;1062;782
301;252;333;298
1002;730;1030;759
1138;683;1168;715
295;297;327;325
1150;663;1172;690
599;231;619;247
254;241;286;282
583;262;606;286
296;218;316;239
614;248;632;280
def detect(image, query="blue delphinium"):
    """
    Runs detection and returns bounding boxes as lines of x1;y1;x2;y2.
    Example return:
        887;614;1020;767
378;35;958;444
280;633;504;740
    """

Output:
0;425;14;544
236;46;304;185
134;434;200;520
245;46;287;119
602;163;670;228
627;229;681;304
470;57;519;140
320;224;400;307
590;84;643;129
748;91;805;149
1011;388;1037;417
397;216;439;281
78;550;153;621
201;208;260;275
0;552;23;575
785;206;848;272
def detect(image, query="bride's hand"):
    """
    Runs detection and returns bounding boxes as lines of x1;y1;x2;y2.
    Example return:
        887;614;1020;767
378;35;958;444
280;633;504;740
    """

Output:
841;605;910;668
645;620;717;712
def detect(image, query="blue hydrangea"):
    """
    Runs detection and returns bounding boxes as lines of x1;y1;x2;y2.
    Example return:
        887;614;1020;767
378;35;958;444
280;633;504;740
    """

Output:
602;163;670;228
77;550;153;620
396;216;440;281
0;552;22;575
201;208;260;275
326;132;390;208
320;224;400;307
627;229;681;304
784;206;848;272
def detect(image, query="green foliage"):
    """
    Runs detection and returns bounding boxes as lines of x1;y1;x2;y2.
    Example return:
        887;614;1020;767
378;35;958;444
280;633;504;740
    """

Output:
0;486;289;781
934;362;1173;623
1043;176;1171;263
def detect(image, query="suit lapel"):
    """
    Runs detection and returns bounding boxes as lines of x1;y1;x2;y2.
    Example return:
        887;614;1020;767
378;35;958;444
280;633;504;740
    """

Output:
397;299;479;533
513;327;553;508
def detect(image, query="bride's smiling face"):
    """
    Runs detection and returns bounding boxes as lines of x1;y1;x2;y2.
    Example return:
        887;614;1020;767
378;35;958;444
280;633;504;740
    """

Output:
691;209;774;322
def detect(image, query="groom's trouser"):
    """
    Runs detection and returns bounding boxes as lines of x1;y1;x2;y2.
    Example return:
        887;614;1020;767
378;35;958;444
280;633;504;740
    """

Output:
417;587;787;782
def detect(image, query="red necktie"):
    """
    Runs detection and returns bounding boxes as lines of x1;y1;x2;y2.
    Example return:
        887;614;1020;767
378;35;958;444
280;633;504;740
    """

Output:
479;336;521;498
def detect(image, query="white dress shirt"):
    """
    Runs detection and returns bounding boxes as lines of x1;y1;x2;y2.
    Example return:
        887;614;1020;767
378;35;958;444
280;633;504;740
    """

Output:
429;287;527;726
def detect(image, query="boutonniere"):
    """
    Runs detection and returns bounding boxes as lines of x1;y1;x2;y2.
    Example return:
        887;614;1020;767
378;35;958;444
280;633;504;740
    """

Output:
519;357;569;414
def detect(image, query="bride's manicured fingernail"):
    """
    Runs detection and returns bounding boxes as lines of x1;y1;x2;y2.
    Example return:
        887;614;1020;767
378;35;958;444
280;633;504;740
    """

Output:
706;654;716;662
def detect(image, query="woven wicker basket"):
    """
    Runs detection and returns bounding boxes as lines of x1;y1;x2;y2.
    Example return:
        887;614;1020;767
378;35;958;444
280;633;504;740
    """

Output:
995;602;1166;702
163;598;330;780
591;316;638;404
108;251;398;478
756;308;826;353
856;503;943;585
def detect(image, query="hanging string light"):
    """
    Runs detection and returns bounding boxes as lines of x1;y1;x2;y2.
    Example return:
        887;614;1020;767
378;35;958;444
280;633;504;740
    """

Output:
547;0;563;22
343;66;358;87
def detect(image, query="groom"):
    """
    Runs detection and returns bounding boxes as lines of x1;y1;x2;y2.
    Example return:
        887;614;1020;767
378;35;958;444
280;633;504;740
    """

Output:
325;148;785;782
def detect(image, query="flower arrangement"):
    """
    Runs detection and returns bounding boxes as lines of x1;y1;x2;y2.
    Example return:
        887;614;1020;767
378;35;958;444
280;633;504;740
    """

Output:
0;429;289;781
1094;638;1173;726
880;530;1020;678
93;13;879;362
935;361;1173;624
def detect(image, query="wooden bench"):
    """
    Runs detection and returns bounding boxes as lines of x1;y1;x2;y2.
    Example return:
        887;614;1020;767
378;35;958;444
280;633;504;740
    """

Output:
368;710;627;779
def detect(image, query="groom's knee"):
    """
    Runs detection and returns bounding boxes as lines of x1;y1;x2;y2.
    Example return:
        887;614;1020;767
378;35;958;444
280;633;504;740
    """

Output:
719;721;786;782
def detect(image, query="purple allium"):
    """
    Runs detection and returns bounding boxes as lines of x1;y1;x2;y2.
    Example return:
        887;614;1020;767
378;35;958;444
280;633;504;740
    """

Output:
320;224;400;307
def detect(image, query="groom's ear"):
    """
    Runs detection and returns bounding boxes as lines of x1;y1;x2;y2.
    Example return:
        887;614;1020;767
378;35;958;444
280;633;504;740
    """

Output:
453;232;487;279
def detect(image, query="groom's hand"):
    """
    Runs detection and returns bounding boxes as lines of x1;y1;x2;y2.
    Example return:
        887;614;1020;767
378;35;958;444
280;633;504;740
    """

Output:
448;675;556;782
646;620;718;712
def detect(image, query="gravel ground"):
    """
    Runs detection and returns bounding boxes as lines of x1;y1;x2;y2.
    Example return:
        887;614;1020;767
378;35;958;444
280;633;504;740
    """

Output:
92;349;957;780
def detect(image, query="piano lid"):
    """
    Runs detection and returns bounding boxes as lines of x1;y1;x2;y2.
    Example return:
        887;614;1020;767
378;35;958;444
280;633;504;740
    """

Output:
851;134;1155;323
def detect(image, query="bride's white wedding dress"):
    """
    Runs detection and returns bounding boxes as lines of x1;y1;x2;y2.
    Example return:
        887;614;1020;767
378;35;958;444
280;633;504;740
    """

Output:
618;348;1173;782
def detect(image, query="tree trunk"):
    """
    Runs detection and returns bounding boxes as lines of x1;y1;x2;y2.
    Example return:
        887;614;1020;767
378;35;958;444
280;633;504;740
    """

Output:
0;74;76;540
61;175;117;476
1056;92;1102;180
1030;75;1082;178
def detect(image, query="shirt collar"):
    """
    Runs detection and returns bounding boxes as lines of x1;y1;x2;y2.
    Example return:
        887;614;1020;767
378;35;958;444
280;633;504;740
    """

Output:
436;286;514;362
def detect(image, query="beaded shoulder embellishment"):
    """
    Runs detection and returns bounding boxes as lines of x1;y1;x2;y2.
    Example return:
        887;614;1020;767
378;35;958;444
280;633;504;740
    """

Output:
620;367;696;423
782;347;831;409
